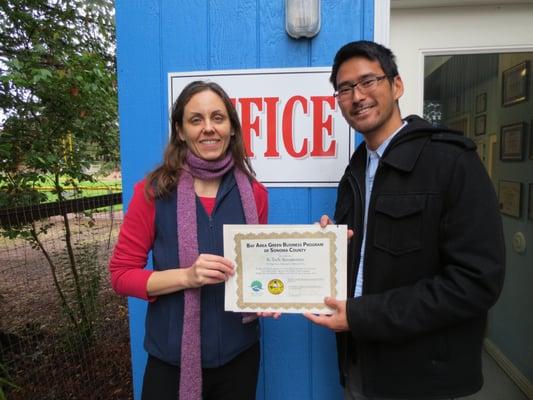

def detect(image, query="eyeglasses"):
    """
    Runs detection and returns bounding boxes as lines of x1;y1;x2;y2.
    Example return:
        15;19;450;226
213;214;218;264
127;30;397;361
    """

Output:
333;75;390;101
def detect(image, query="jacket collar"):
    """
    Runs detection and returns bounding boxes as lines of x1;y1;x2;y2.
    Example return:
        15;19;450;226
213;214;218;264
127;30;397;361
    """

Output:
348;132;429;176
349;144;367;185
379;114;458;172
346;115;438;178
214;169;236;204
380;132;430;172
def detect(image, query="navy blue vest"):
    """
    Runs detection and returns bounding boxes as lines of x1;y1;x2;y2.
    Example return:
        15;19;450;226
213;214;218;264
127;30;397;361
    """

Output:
144;172;259;367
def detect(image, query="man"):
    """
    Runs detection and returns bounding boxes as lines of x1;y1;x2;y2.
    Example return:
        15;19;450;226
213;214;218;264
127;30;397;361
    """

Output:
304;41;505;400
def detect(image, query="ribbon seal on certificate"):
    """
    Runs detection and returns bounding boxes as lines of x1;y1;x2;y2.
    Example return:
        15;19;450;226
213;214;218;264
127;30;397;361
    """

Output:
224;225;347;314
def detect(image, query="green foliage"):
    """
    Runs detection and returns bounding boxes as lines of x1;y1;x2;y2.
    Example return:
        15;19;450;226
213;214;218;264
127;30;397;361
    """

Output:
95;160;121;178
0;0;118;348
0;361;19;400
59;241;103;349
0;0;118;204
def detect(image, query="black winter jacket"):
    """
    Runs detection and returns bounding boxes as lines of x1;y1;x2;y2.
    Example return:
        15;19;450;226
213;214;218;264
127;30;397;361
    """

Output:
334;115;505;399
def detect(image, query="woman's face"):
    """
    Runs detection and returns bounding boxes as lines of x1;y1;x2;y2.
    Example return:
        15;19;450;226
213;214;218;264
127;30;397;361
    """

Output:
178;90;233;161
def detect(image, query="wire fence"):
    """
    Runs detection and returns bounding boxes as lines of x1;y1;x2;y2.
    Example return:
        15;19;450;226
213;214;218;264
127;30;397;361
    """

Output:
0;194;132;400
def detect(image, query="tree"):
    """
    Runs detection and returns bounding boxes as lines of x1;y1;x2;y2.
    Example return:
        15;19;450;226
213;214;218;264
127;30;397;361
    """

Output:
0;0;118;343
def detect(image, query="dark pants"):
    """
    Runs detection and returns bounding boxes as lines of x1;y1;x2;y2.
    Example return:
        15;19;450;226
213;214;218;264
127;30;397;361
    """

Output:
141;342;260;400
344;360;457;400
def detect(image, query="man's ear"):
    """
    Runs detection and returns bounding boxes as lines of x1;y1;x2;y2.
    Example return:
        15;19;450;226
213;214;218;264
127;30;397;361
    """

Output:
392;75;404;101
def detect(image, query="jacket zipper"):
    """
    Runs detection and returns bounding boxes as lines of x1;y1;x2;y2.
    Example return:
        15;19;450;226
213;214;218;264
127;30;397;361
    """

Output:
347;172;363;297
347;169;368;398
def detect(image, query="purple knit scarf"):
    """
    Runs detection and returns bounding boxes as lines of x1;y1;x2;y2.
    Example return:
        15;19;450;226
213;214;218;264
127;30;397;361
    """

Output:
177;150;258;400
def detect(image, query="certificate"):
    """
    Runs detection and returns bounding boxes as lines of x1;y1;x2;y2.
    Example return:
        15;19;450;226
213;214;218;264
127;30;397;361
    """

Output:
224;224;347;314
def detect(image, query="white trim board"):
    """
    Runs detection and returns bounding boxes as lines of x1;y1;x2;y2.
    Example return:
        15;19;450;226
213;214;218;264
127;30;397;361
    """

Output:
374;0;391;46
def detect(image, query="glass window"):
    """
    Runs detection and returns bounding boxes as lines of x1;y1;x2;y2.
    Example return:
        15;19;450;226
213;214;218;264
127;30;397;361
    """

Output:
424;52;532;180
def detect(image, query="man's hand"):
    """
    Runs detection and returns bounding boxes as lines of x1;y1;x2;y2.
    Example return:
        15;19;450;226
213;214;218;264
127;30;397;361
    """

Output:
303;297;349;332
319;214;354;241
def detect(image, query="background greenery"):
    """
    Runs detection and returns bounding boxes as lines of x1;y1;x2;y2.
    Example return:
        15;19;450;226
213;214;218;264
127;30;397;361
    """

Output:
0;2;123;398
0;0;119;208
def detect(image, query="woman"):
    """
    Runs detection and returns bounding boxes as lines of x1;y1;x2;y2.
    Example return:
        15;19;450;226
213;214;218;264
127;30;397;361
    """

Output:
109;81;268;400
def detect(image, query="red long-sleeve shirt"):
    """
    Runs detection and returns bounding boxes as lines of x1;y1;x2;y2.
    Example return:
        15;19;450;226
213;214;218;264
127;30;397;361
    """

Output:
109;180;268;300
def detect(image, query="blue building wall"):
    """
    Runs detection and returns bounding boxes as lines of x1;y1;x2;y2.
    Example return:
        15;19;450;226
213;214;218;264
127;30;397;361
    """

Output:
115;1;374;398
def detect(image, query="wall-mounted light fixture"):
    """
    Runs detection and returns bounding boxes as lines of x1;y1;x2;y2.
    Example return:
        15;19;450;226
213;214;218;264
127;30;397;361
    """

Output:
285;0;320;39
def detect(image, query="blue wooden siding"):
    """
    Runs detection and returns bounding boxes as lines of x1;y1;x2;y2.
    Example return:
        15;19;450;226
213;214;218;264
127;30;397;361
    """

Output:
115;1;374;399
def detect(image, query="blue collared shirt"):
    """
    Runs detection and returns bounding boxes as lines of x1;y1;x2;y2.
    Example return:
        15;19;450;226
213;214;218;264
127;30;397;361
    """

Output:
354;121;407;297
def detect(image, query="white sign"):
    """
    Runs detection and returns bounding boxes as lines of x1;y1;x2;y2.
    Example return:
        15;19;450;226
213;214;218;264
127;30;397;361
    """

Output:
168;68;355;187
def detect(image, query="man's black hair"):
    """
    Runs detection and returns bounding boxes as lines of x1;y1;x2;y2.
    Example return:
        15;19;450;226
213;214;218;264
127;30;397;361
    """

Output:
330;40;399;90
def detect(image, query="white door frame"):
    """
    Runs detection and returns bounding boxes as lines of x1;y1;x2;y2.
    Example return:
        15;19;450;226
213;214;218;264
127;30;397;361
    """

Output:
374;0;391;46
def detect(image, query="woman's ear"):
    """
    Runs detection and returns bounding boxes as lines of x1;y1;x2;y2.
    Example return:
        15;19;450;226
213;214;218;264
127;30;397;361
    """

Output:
176;124;185;141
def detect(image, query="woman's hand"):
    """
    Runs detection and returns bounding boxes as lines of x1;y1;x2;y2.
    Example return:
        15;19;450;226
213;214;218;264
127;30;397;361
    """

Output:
186;253;235;288
257;312;281;319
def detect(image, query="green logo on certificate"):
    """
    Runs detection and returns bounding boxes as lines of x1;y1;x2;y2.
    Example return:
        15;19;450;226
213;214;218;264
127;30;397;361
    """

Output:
267;279;284;295
251;280;263;292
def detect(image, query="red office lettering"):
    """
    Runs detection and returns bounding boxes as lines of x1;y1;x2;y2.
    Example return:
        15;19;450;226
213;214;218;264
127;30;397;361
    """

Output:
310;96;336;157
239;97;263;157
264;97;280;157
282;96;308;158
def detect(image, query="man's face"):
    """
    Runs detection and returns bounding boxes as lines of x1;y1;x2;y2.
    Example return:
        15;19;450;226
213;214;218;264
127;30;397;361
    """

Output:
335;57;403;143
